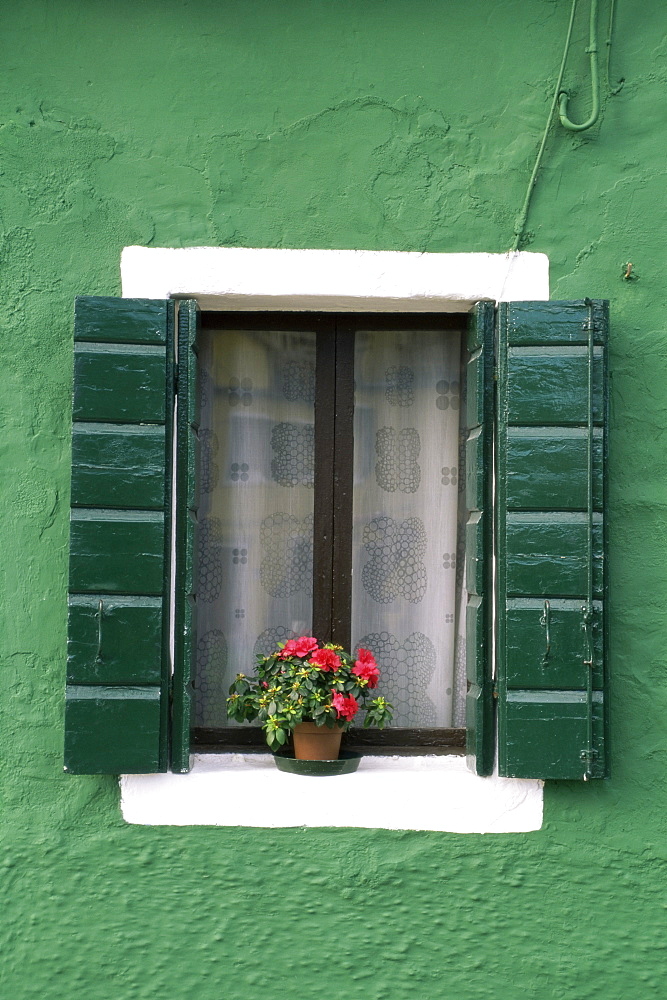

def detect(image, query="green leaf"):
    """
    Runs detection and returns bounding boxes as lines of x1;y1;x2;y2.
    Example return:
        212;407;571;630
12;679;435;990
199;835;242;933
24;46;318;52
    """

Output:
275;728;287;745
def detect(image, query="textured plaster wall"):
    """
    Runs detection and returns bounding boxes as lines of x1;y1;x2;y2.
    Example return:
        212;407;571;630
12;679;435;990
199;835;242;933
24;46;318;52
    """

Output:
1;1;666;998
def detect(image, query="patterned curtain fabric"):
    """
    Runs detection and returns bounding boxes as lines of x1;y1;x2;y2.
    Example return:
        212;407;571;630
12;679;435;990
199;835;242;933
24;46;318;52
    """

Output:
195;328;315;726
351;329;466;727
194;323;465;729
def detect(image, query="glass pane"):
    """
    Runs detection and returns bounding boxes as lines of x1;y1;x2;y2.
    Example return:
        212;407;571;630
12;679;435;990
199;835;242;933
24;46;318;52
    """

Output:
194;327;316;727
351;328;466;727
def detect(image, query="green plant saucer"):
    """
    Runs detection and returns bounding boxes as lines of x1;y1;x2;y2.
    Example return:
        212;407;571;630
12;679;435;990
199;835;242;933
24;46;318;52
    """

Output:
273;750;362;777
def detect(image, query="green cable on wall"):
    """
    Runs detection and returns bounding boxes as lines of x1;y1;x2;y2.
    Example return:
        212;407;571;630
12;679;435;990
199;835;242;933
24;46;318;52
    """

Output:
511;0;609;251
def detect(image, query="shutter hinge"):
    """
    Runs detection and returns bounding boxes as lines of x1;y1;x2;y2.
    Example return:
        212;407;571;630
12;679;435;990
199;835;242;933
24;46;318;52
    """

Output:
580;747;598;781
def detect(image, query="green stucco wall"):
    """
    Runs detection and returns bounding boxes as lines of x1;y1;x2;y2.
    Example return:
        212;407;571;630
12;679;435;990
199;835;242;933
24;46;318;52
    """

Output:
2;1;666;997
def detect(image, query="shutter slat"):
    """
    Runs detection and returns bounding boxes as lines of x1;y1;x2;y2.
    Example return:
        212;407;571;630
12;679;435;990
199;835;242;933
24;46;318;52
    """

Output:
506;600;604;690
69;510;164;595
71;424;166;509
464;302;494;776
67;596;163;685
73;346;166;423
506;300;607;345
65;296;174;775
503;693;605;780
507;349;604;426
497;300;609;780
505;514;603;598
74;296;168;344
65;686;162;775
506;429;603;510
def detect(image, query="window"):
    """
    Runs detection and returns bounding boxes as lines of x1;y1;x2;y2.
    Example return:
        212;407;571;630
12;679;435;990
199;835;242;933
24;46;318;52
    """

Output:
191;312;468;755
65;249;608;784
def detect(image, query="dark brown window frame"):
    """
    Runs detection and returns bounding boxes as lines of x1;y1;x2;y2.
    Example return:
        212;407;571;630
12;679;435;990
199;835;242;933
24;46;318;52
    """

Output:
192;311;467;755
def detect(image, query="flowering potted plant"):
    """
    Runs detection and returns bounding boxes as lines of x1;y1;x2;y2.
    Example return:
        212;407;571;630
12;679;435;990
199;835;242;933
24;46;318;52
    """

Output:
227;636;393;767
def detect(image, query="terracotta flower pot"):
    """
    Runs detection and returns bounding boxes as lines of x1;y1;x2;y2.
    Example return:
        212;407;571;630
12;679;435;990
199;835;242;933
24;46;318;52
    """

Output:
292;721;343;760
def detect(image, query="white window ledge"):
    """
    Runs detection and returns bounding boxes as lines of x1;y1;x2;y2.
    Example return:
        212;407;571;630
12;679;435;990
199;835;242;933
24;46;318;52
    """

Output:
120;245;548;833
121;754;543;833
121;246;549;312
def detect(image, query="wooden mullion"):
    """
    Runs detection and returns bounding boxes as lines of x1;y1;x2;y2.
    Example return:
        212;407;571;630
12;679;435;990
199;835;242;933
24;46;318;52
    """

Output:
330;323;355;647
312;321;337;640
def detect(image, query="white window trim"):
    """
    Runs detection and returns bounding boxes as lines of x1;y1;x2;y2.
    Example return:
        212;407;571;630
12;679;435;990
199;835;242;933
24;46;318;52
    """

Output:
119;245;548;833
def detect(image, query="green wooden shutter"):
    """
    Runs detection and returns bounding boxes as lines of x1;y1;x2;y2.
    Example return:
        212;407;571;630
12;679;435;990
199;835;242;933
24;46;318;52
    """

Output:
171;300;199;773
465;302;495;776
65;297;175;774
496;300;608;780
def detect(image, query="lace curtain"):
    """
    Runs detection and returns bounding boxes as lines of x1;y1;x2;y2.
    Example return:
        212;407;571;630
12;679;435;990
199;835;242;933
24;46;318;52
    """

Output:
194;323;466;729
194;328;315;726
351;329;466;727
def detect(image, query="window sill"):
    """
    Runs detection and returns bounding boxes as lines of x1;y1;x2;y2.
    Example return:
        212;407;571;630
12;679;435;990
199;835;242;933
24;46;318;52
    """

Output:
120;753;543;832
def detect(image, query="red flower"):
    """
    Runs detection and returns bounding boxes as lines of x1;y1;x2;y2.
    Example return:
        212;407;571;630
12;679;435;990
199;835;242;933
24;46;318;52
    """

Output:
356;647;376;667
352;648;380;688
332;691;359;721
280;636;319;659
310;648;342;672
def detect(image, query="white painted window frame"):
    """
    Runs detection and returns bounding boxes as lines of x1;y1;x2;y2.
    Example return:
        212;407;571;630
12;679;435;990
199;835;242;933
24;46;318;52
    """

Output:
120;245;548;833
